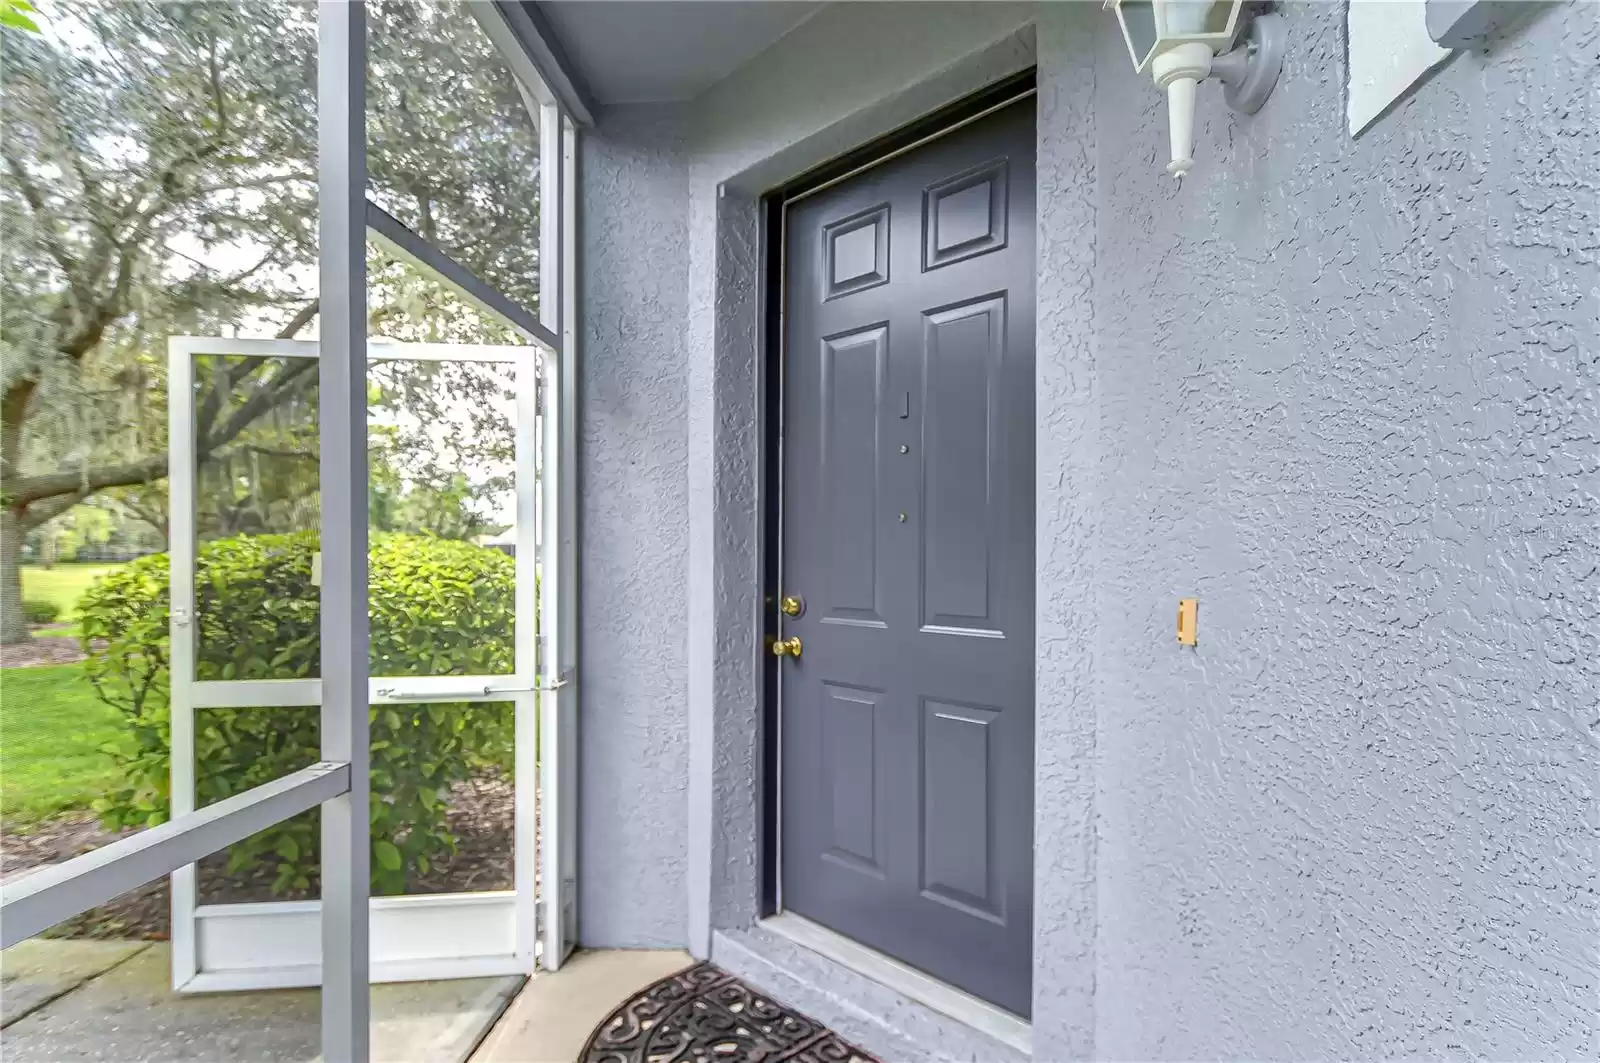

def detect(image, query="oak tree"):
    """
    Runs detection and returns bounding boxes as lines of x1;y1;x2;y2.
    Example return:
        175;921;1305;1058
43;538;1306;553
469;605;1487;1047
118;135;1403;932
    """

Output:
1;0;540;641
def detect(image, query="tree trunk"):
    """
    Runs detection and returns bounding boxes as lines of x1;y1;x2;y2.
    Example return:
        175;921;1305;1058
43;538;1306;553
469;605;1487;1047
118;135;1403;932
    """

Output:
3;372;33;644
1;507;28;645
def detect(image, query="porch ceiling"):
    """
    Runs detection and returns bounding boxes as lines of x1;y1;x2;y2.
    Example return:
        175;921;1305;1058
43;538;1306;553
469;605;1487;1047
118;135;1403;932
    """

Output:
532;1;822;104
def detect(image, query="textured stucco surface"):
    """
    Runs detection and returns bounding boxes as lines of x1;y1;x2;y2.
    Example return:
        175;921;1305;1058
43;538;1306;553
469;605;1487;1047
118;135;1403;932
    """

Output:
577;0;1599;1055
576;104;692;948
683;178;763;956
685;183;763;954
1030;6;1101;1060
1069;2;1598;1059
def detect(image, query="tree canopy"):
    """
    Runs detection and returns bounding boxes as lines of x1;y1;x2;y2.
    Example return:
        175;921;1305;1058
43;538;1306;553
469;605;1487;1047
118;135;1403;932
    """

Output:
0;0;541;641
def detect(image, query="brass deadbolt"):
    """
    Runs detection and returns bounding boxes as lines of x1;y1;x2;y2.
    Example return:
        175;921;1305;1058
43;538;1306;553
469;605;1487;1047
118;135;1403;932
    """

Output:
771;636;803;658
781;595;804;617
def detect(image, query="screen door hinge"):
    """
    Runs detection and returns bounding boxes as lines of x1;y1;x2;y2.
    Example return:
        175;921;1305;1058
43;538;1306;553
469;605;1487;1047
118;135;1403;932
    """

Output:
535;374;545;415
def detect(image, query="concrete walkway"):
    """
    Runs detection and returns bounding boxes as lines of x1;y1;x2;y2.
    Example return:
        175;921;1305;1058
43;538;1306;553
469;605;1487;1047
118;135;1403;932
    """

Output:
1;940;520;1063
471;950;692;1063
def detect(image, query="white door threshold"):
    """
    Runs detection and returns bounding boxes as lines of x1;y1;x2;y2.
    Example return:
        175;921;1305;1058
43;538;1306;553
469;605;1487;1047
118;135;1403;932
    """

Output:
759;912;1032;1057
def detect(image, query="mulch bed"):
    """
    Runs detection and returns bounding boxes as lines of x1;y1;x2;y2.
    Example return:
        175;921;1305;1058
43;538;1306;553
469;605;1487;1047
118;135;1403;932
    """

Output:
0;775;519;941
0;626;101;667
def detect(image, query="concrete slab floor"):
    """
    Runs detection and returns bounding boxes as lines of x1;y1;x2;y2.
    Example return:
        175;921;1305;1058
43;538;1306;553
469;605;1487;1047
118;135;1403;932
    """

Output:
1;939;151;1029
0;941;520;1063
470;950;693;1063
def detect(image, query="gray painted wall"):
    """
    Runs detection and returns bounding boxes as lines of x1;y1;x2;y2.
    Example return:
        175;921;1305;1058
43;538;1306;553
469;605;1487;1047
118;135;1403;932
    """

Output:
1053;3;1597;1058
1032;7;1099;1058
576;0;1599;1056
576;104;692;948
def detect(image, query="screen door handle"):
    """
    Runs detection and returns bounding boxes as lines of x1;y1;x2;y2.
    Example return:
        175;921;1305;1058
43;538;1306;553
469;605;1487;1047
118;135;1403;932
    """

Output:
372;684;493;701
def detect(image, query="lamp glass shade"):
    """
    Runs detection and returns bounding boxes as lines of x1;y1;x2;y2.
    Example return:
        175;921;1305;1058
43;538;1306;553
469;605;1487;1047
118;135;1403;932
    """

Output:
1117;0;1160;70
1159;0;1243;47
1159;0;1235;36
1117;0;1243;72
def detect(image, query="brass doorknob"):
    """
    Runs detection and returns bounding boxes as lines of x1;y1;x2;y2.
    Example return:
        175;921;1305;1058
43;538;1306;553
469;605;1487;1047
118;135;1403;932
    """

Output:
771;636;802;658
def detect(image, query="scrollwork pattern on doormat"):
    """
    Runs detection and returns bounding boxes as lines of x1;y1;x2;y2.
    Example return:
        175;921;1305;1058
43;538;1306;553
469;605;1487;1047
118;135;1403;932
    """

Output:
580;961;879;1063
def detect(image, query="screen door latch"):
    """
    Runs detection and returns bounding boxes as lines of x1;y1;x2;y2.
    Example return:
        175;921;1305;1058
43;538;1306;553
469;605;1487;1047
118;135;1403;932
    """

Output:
536;668;575;692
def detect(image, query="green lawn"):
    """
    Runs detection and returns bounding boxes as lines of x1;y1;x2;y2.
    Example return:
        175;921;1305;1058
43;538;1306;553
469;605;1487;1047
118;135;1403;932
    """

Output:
0;663;130;827
20;563;122;623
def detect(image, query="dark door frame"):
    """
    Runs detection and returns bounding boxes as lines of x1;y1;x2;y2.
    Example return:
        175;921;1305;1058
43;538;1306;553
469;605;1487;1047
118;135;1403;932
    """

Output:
756;69;1038;918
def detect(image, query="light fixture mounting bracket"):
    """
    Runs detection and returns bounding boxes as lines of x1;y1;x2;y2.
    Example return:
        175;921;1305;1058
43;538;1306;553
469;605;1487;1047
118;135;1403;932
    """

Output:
1211;12;1286;115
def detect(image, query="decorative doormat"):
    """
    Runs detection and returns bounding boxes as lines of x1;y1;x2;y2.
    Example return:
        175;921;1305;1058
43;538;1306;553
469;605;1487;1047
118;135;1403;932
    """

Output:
580;960;881;1063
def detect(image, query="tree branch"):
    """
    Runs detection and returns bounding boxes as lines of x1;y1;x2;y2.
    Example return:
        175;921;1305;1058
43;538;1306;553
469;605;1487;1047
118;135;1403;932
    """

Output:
207;30;228;145
3;150;84;288
192;298;320;442
198;357;317;456
237;443;317;461
64;136;106;221
115;489;169;537
216;248;284;290
20;487;97;531
278;297;320;340
9;359;314;507
56;301;124;361
11;453;165;514
188;172;315;199
9;298;320;509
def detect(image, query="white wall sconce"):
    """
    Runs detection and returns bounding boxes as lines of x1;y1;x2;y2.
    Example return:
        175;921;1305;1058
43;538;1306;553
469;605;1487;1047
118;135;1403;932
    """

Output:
1108;0;1286;177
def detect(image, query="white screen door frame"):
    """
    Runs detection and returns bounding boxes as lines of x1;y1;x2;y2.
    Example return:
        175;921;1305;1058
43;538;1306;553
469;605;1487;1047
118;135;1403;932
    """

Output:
168;335;545;991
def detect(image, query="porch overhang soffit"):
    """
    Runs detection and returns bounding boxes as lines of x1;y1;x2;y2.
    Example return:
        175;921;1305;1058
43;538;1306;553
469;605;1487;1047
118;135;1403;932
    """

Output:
517;1;823;109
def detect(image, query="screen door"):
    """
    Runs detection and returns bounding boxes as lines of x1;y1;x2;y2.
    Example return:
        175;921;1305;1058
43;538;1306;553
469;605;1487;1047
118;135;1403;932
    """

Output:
167;335;543;990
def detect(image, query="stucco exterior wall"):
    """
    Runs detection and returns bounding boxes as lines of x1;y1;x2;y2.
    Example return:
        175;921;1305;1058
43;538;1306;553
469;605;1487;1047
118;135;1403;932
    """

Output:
1031;7;1100;1058
576;104;692;948
576;0;1598;1056
1069;3;1597;1059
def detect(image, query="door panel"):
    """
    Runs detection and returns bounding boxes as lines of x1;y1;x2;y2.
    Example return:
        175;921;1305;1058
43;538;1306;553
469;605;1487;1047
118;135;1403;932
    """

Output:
922;159;1009;270
820;326;889;627
823;204;892;299
920;698;1002;921
921;294;1005;634
820;682;886;876
779;96;1036;1018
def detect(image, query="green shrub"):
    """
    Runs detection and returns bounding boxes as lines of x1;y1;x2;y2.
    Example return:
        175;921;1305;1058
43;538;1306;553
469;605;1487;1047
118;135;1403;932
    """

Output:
21;599;61;625
78;531;518;895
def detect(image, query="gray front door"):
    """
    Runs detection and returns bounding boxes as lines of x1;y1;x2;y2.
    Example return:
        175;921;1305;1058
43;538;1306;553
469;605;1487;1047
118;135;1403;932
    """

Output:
778;96;1035;1018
